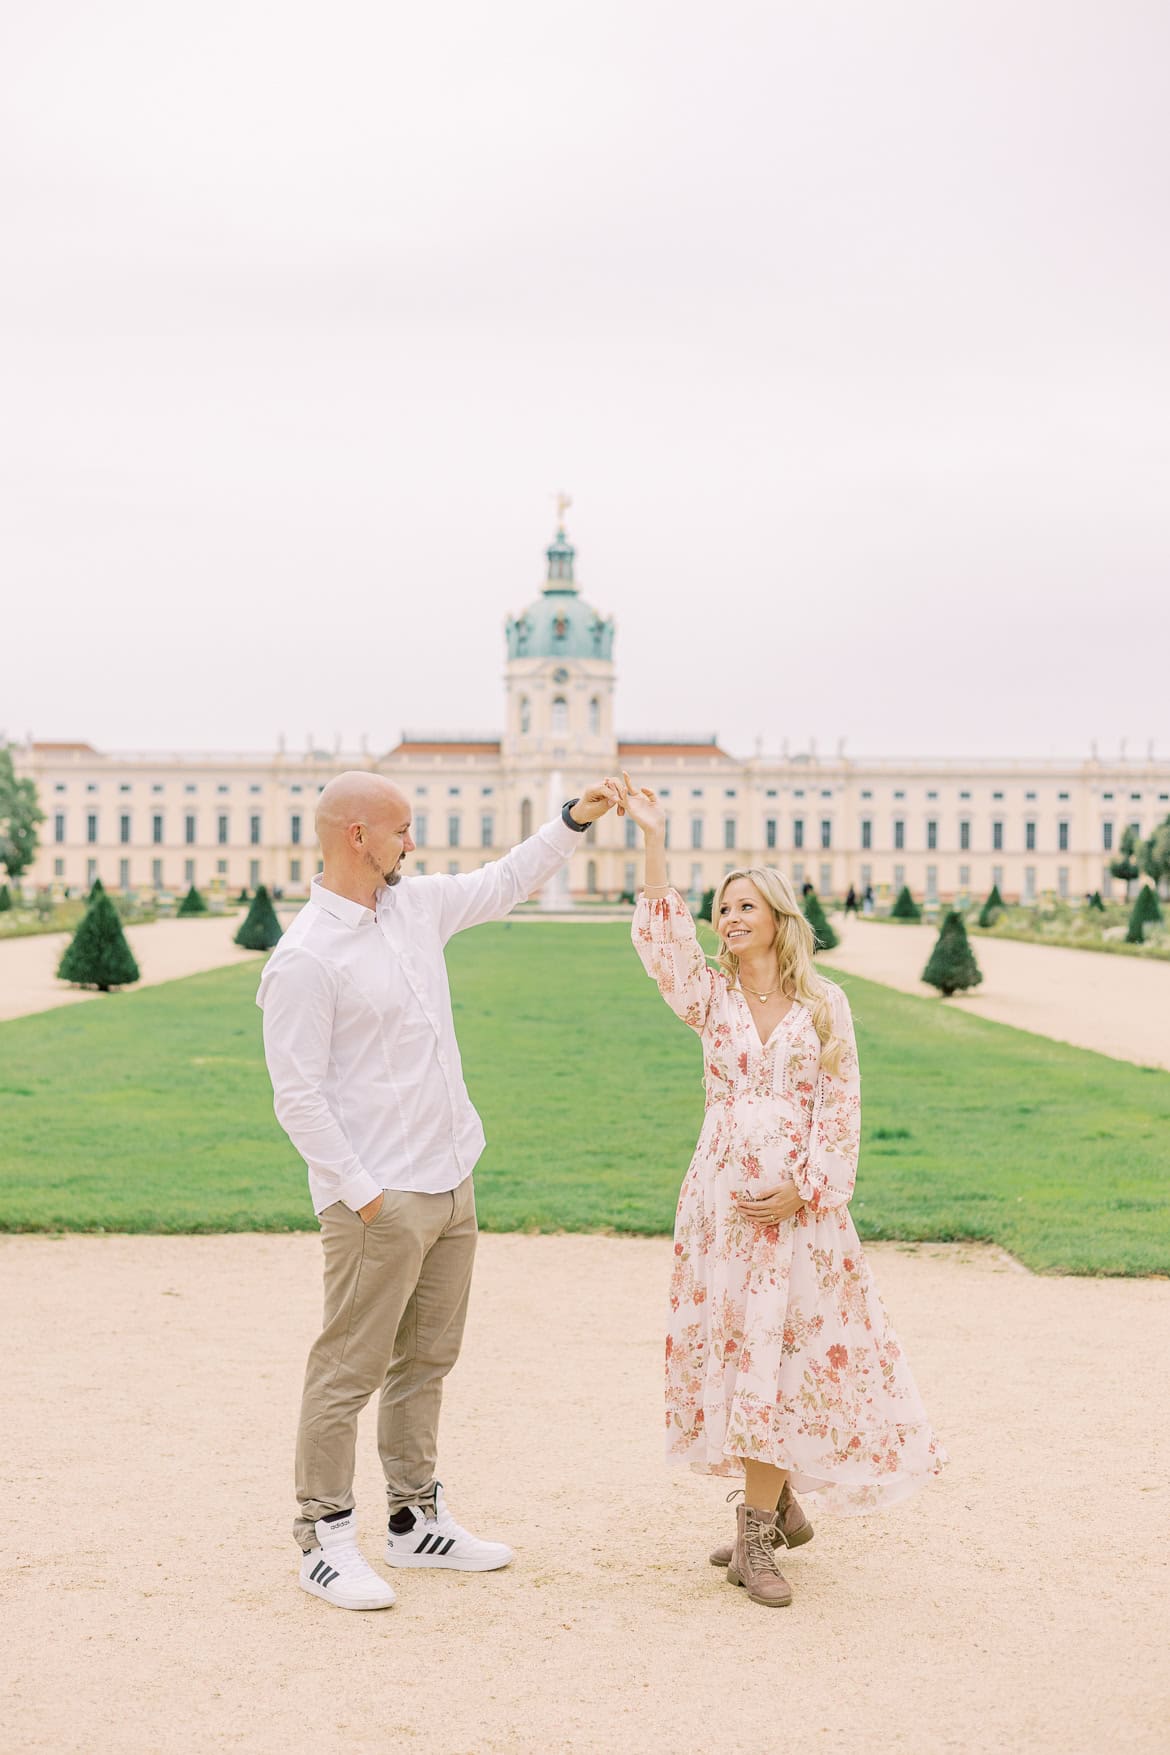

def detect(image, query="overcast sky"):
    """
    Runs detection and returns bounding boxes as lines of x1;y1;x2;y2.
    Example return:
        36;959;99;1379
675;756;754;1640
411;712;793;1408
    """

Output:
1;1;1167;762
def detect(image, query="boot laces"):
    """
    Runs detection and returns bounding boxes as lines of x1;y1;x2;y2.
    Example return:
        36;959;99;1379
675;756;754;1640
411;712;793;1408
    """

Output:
746;1513;785;1574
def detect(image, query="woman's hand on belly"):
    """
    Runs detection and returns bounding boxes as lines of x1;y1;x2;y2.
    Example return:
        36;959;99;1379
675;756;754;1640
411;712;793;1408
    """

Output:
734;1183;806;1227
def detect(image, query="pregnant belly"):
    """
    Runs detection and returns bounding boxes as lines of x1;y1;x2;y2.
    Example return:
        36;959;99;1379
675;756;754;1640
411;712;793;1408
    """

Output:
720;1094;807;1197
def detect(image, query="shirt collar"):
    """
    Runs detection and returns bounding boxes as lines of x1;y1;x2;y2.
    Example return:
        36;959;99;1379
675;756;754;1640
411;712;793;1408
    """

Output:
309;873;377;929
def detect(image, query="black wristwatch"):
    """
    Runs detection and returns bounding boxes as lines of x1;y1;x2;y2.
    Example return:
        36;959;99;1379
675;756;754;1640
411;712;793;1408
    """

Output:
562;798;589;832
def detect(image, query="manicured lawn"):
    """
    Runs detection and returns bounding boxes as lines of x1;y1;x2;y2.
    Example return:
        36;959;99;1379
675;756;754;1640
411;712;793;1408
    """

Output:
1;921;1168;1273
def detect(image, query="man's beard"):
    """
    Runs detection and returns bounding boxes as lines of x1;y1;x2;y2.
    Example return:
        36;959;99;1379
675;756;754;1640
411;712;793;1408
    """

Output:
365;849;404;887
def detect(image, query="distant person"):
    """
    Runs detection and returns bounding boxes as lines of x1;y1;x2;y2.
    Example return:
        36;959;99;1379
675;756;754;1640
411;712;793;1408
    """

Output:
844;884;858;913
863;884;875;916
801;880;814;898
619;773;947;1608
258;769;620;1611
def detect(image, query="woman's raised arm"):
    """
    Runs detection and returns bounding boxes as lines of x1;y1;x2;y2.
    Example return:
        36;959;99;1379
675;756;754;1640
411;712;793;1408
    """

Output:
622;771;716;1033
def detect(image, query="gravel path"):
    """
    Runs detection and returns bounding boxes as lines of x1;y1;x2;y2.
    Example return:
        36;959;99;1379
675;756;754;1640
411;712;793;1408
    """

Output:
824;913;1170;1070
2;1233;1166;1754
0;914;263;1021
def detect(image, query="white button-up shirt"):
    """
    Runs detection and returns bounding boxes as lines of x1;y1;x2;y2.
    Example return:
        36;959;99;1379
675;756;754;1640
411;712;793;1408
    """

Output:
257;815;585;1214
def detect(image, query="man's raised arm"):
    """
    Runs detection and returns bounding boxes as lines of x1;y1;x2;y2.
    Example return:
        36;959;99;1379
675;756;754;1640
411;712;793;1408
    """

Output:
426;780;619;943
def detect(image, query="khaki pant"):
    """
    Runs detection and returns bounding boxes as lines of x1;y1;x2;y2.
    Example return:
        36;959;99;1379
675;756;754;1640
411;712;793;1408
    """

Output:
293;1176;478;1550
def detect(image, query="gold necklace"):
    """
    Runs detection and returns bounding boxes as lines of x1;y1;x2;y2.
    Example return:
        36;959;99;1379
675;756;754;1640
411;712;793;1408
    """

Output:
738;983;778;1002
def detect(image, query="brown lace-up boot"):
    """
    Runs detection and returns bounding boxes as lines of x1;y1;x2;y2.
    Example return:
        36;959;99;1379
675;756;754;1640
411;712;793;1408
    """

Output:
708;1482;812;1568
726;1503;794;1607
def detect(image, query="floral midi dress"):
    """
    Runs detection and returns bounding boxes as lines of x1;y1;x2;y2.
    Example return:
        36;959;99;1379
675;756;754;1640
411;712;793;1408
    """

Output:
633;890;947;1513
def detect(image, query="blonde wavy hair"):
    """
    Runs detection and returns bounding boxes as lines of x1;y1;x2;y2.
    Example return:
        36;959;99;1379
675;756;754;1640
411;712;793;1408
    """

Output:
710;867;847;1076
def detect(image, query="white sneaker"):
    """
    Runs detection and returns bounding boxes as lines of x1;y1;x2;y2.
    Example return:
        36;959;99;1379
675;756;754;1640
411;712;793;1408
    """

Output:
384;1486;514;1572
299;1510;396;1610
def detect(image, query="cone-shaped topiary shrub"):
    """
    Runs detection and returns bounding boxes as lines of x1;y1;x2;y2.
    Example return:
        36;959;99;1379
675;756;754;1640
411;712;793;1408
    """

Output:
0;883;12;912
236;888;249;904
1086;890;1105;913
890;884;921;921
922;909;983;995
1126;883;1163;944
977;883;1003;928
802;888;839;951
87;875;106;903
57;890;140;990
234;884;282;950
177;884;208;916
697;887;715;923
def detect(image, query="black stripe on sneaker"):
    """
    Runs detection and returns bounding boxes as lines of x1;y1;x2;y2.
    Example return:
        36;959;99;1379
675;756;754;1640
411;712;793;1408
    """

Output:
440;1538;455;1555
311;1559;326;1582
414;1534;434;1554
321;1567;339;1587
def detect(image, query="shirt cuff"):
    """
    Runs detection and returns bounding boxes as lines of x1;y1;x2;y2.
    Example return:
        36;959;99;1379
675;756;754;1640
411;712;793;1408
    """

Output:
337;1169;384;1213
539;815;587;855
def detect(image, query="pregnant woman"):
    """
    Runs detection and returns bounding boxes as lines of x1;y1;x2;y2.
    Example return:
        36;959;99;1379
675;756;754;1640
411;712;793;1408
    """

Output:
620;774;946;1608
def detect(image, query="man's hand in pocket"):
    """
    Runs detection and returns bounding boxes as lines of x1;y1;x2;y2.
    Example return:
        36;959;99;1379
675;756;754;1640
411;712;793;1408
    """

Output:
357;1192;385;1225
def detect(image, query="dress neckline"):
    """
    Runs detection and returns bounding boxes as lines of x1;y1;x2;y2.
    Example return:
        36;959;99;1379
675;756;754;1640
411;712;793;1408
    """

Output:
733;987;801;1050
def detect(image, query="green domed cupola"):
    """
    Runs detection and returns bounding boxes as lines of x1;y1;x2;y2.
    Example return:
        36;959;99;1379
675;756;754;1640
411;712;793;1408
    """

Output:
505;514;615;662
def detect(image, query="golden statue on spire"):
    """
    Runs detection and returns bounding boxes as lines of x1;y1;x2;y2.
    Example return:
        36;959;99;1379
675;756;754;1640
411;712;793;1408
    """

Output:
555;491;572;528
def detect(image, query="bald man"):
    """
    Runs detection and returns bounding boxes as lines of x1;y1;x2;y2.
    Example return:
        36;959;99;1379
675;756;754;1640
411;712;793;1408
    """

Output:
257;771;619;1610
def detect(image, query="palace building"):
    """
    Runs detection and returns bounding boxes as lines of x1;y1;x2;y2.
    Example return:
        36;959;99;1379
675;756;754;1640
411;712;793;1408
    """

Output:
12;520;1169;905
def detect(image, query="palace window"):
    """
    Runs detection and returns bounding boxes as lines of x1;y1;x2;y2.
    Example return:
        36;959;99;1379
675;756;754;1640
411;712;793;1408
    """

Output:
960;819;971;851
250;815;261;846
1058;820;1069;852
860;818;872;850
793;818;804;849
820;819;832;850
152;815;164;845
893;819;905;851
1025;820;1036;852
290;814;302;846
218;815;229;845
765;818;777;850
926;819;938;851
120;814;131;845
185;814;197;845
551;697;568;735
992;820;1004;851
723;817;736;851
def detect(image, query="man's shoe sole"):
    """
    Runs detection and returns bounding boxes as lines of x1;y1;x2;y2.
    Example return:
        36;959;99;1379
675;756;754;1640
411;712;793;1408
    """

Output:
299;1575;395;1610
726;1564;793;1608
708;1521;813;1567
384;1547;513;1573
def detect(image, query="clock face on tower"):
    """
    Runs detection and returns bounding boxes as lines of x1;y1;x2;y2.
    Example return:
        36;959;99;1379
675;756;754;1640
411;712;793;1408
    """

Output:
552;667;570;684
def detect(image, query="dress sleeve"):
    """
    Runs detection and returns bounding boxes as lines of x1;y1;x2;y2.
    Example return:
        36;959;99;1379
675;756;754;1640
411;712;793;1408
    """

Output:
631;888;717;1033
795;984;861;1213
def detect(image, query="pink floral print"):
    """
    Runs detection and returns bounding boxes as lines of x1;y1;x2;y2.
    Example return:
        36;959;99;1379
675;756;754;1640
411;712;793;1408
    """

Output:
633;889;948;1513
